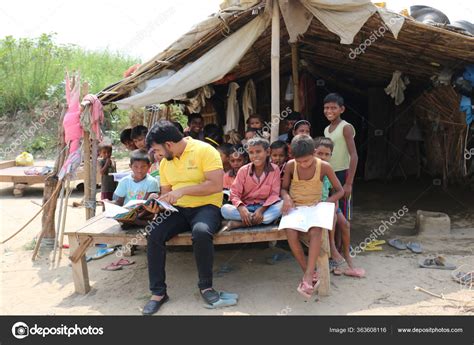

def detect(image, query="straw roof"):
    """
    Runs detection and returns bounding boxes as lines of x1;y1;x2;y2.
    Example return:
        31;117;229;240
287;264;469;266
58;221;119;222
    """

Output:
97;1;474;105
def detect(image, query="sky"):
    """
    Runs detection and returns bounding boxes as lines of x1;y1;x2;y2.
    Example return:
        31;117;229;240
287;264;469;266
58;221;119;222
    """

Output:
0;0;472;63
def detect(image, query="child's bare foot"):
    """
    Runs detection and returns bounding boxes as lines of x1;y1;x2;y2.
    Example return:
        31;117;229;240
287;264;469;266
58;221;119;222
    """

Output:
224;221;245;231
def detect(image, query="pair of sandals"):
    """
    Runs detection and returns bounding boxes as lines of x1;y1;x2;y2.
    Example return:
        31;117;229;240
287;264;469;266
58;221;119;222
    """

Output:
388;239;423;253
297;271;320;299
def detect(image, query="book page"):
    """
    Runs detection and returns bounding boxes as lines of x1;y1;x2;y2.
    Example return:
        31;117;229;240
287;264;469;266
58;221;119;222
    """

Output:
103;201;129;218
278;202;335;232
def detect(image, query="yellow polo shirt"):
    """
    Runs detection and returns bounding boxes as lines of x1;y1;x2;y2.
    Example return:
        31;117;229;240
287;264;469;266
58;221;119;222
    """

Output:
159;137;223;208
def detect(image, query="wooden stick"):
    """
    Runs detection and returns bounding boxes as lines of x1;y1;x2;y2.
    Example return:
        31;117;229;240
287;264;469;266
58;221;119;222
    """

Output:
291;42;300;112
56;179;72;267
270;0;280;143
51;182;66;265
83;130;92;220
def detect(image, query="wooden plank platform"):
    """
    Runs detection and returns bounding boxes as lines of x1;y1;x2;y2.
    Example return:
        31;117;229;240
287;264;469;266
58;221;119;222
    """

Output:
65;214;330;297
0;160;99;196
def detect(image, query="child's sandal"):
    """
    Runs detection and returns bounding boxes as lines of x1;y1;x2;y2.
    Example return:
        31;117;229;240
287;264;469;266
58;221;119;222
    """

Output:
297;280;314;299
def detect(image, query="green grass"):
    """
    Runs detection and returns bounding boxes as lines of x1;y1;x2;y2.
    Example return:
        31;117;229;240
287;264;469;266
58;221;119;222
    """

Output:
0;34;139;117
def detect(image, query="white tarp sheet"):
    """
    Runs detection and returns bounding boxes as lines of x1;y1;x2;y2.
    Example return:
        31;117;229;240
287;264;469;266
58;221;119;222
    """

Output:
280;0;404;44
116;14;269;109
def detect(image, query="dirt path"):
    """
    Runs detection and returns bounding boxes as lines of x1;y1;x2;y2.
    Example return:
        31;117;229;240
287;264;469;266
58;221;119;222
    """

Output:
1;171;473;315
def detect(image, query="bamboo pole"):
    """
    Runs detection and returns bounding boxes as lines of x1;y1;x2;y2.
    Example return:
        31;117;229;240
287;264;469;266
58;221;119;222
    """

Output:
270;0;280;143
291;43;300;112
56;179;72;267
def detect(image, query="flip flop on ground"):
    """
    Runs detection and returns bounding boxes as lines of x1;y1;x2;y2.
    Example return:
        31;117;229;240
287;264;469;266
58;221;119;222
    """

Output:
407;242;423;254
388;239;407;250
418;256;456;270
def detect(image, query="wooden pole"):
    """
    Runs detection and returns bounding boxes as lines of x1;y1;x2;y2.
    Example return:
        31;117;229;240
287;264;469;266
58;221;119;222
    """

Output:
83;131;92;220
291;43;300;112
270;0;280;143
56;179;71;266
90;138;98;218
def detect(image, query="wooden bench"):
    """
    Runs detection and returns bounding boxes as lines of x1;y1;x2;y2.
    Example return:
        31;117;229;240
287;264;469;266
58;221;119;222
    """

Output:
65;215;330;296
0;160;99;196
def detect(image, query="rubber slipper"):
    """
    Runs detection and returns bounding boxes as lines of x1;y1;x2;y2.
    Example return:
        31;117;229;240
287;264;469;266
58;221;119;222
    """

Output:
91;248;115;260
329;258;345;273
419;256;455;270
363;245;383;251
102;262;123;271
343;267;366;278
451;266;474;286
297;280;314;299
388;239;407;250
220;291;239;300
200;288;220;305
368;240;386;246
203;298;238;309
114;258;135;266
407;242;423;254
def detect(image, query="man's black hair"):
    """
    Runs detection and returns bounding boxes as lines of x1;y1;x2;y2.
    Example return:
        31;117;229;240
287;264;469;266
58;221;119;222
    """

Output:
291;135;315;158
130;149;151;165
146;120;184;148
187;113;203;125
171;121;184;134
323;93;345;107
131;125;148;139
120;128;133;144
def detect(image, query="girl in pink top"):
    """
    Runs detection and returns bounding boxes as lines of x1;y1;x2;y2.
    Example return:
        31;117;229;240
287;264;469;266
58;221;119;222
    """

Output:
221;138;283;230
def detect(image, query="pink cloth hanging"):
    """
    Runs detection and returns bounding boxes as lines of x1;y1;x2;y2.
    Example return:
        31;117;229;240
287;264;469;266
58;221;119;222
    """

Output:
63;72;83;153
81;94;104;141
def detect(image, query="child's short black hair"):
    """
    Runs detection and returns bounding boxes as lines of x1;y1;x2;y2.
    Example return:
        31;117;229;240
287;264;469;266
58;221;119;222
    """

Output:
245;127;259;134
218;143;234;156
99;143;113;153
120;128;133;144
270;140;289;156
172;121;184;134
247;137;270;150
323;93;345;107
246;113;264;125
203;123;224;147
231;144;248;160
130;149;151;165
131;125;148;139
146;120;184;147
291;135;315;158
286;111;302;121
314;136;334;151
187;113;203;125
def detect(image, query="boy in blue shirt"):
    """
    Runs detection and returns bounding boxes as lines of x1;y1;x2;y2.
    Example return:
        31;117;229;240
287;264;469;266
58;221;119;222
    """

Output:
113;149;159;206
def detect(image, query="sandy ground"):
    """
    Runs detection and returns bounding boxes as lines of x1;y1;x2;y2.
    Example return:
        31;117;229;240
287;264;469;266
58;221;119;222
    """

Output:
1;161;473;315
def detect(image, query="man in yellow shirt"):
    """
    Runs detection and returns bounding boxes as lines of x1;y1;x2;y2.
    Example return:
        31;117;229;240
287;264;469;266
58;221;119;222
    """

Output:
142;120;224;315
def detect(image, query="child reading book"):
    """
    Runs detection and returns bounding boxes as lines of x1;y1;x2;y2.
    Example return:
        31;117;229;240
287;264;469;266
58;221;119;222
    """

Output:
221;138;282;230
112;149;159;206
280;135;344;298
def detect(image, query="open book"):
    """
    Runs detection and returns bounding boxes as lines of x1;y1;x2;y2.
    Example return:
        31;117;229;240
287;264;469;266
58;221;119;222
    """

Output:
103;199;178;224
278;202;335;232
